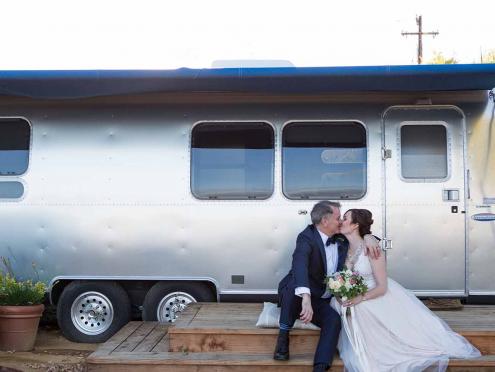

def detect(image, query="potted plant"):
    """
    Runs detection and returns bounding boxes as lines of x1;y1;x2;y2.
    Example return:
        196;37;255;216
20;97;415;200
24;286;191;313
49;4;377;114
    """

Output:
0;270;46;351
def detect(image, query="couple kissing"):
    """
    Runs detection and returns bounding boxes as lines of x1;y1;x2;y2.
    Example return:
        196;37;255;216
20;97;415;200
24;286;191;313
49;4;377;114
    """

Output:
274;201;480;372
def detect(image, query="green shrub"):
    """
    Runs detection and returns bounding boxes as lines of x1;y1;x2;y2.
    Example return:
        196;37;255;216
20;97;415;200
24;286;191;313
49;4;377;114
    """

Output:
0;274;46;306
0;256;46;306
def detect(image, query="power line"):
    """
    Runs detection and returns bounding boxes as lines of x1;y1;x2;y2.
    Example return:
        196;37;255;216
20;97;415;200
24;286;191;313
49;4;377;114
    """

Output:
402;15;439;64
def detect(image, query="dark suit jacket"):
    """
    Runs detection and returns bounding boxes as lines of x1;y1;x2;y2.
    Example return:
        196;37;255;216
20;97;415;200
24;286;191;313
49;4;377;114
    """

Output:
278;225;349;299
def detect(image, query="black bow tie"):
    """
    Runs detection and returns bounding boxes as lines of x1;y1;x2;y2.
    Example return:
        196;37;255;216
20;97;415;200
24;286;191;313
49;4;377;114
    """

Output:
326;236;338;246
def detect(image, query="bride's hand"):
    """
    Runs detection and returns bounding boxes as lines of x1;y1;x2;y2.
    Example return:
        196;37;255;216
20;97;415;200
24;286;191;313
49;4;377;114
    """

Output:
363;234;381;259
343;295;363;307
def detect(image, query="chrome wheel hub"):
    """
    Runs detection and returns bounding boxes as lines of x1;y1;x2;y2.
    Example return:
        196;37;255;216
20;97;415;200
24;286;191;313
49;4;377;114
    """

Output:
71;291;114;335
157;292;196;323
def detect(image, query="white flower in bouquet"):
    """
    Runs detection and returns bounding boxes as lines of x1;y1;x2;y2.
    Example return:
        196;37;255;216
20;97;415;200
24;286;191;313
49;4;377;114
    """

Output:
324;267;368;305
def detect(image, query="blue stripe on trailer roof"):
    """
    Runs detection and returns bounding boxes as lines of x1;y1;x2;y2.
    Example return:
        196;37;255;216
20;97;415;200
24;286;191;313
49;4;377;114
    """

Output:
0;64;495;99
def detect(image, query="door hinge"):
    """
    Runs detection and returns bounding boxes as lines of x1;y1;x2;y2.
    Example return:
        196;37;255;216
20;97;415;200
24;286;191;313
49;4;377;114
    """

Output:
382;148;392;160
381;239;393;251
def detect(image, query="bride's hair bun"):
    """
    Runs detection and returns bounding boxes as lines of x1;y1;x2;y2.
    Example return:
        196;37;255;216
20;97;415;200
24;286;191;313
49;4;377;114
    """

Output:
348;209;373;237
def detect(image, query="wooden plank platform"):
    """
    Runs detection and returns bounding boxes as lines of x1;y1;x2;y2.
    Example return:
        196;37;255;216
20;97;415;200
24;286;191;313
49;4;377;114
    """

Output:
87;303;495;371
169;303;495;355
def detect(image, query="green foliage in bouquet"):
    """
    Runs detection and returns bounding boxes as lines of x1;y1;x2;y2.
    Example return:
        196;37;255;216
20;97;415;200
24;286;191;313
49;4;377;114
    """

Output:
0;257;46;306
325;266;368;301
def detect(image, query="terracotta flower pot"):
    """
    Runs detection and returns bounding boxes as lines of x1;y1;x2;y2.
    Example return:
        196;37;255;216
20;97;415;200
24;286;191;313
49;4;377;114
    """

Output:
0;304;44;351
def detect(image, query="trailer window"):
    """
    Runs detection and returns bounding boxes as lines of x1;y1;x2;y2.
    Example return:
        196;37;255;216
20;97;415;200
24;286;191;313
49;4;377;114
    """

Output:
0;181;24;199
0;118;30;176
282;121;367;199
191;122;274;199
400;124;448;179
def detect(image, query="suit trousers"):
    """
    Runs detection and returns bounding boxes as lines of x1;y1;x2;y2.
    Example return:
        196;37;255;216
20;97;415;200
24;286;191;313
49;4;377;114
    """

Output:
279;286;341;366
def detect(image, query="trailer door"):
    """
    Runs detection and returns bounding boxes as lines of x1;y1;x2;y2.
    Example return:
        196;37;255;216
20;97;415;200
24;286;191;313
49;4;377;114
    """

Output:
383;107;466;295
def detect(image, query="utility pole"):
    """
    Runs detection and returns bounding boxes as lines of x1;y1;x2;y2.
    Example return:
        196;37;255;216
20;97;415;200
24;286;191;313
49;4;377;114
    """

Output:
402;15;439;64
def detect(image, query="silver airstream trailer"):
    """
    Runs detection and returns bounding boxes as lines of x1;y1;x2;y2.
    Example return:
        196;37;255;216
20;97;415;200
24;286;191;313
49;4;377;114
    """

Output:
0;65;494;342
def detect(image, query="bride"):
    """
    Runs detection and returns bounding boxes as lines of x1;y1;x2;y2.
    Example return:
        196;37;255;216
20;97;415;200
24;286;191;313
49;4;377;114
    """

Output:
331;209;481;372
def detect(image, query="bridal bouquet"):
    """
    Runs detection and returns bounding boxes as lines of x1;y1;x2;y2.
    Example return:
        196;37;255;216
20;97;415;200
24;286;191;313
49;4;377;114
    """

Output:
325;268;368;302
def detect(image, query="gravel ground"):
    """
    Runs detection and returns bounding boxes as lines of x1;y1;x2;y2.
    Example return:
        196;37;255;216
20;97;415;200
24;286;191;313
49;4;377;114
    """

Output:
0;324;98;372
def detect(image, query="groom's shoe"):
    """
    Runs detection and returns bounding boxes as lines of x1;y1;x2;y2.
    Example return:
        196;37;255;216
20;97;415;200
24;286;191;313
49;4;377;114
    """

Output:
313;363;329;372
273;329;290;360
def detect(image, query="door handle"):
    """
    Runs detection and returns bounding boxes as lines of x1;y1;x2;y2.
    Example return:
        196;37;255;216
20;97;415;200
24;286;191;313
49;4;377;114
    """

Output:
443;189;460;202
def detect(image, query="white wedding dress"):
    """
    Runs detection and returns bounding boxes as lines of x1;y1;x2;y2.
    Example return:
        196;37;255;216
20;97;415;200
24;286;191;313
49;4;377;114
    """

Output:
330;248;481;372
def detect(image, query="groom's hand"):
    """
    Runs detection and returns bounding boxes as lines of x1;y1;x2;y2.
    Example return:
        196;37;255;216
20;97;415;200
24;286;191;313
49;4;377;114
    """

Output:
363;234;381;259
300;294;313;323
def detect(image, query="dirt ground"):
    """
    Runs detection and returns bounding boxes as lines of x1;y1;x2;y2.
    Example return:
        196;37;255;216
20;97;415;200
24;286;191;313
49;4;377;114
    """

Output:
0;324;98;372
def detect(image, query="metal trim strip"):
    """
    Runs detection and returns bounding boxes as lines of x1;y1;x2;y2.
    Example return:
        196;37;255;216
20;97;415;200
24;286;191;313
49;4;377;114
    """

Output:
48;276;221;304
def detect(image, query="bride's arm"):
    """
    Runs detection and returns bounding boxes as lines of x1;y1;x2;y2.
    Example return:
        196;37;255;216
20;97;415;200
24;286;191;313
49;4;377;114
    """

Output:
344;254;387;306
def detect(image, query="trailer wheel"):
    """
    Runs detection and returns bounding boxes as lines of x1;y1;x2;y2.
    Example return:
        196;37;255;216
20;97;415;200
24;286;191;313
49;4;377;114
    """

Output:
142;282;215;322
57;281;131;343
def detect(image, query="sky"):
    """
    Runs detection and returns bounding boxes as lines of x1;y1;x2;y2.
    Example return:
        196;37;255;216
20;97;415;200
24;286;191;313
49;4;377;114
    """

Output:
1;0;494;70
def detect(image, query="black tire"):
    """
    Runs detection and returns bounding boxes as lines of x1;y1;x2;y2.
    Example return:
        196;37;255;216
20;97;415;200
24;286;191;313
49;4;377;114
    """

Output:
57;281;131;343
142;281;215;322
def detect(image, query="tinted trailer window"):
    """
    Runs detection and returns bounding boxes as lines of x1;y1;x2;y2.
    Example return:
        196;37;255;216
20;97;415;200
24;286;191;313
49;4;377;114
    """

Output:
0;118;30;176
400;124;448;180
282;121;367;199
191;122;274;200
0;118;29;199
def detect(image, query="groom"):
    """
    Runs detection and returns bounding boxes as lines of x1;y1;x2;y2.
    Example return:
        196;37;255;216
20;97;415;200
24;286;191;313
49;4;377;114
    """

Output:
274;201;380;372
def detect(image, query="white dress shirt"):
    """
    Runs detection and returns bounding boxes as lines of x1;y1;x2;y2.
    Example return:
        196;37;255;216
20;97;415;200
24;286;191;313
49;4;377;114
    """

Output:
295;229;339;298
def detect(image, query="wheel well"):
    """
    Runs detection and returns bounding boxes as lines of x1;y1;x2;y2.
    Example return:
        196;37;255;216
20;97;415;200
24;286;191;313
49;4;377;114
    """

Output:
50;279;218;306
50;279;72;305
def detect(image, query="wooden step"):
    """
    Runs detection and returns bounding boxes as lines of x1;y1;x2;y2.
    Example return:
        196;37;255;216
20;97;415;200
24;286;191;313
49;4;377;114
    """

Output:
87;350;495;372
168;303;495;355
88;352;342;372
87;315;495;372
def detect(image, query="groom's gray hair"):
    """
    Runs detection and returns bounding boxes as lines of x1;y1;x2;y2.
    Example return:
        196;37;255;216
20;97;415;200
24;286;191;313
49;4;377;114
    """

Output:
311;201;341;225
